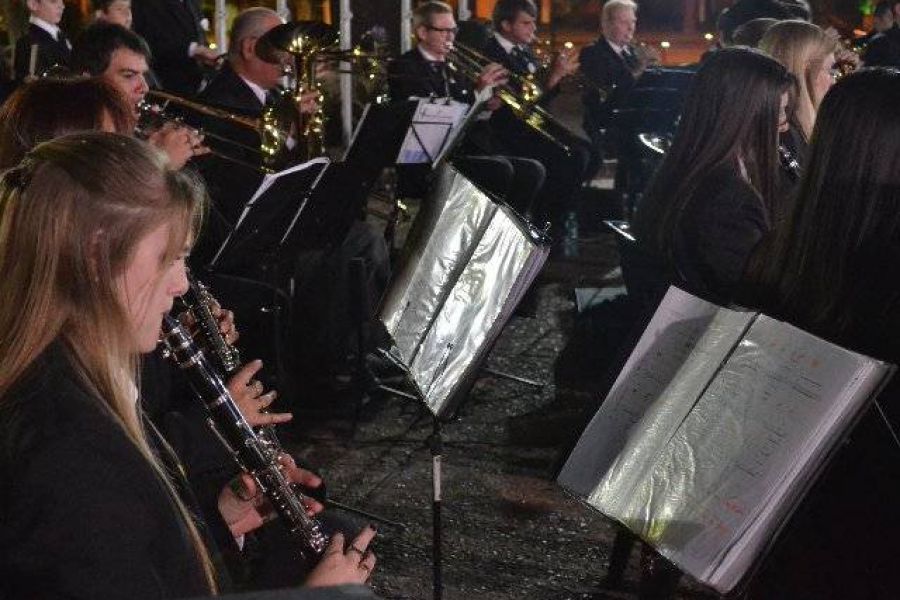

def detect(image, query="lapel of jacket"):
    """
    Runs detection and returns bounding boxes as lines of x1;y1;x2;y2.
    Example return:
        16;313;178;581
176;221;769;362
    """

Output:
409;49;445;97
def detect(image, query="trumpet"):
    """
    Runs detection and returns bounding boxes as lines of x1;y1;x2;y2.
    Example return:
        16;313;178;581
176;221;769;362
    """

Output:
446;42;578;154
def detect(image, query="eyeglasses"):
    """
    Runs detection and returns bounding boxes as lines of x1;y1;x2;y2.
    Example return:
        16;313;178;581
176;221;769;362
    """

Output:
425;25;459;35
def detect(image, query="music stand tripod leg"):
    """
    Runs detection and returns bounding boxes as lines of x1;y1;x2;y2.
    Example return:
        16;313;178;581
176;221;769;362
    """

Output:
429;418;444;600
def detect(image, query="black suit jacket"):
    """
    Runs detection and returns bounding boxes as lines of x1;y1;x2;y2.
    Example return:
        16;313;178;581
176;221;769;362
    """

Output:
578;36;638;139
132;0;205;95
190;63;266;228
862;24;900;67
480;35;559;106
632;163;769;305
0;344;214;599
13;23;71;81
388;48;476;104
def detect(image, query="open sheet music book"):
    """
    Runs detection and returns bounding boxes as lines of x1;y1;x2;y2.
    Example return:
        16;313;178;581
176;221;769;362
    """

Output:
558;286;895;594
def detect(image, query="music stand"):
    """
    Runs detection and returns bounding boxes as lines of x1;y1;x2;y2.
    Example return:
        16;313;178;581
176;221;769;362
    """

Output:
210;158;331;275
378;164;551;599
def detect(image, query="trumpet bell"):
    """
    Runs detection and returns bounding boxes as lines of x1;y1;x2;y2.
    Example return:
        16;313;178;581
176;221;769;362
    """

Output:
256;20;339;63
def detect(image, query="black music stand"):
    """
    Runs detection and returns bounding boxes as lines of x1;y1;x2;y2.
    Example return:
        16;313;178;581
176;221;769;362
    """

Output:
377;165;551;600
209;158;331;275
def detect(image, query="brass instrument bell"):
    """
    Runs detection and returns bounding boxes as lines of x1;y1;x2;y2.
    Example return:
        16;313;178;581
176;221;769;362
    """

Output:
255;21;340;164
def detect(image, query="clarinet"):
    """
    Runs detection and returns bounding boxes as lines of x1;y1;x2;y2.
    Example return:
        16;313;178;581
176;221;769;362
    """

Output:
181;275;283;452
160;315;329;560
778;143;802;182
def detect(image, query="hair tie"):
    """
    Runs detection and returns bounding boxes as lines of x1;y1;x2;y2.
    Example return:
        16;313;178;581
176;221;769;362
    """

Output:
5;160;33;192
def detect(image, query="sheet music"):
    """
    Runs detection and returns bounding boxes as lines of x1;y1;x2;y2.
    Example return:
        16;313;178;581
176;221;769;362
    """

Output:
396;98;468;164
558;287;753;499
591;314;891;593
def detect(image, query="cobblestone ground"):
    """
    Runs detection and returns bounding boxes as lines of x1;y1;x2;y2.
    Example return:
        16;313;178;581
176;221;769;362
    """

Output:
284;234;718;600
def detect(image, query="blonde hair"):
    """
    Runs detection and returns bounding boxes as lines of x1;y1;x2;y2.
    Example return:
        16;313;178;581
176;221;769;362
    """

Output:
0;132;215;593
760;20;837;140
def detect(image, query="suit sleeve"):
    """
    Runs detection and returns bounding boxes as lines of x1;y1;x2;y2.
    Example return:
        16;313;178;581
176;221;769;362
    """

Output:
693;185;769;294
132;4;195;65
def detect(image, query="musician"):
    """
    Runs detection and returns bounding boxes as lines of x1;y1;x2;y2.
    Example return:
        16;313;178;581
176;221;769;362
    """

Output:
578;0;649;151
131;0;217;95
388;1;545;213
195;7;391;393
94;0;132;28
72;22;202;170
0;77;135;170
759;20;837;179
480;0;590;229
13;0;71;82
629;48;793;307
862;1;900;67
0;132;376;597
740;67;900;600
716;0;809;47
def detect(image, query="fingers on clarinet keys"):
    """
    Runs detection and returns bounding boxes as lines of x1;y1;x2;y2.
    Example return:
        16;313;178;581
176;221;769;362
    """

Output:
306;527;378;588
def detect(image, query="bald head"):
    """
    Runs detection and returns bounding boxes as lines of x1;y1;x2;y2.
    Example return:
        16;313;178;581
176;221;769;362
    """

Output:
228;7;285;90
229;7;283;58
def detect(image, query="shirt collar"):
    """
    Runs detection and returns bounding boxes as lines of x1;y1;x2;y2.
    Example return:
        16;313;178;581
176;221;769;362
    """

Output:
417;46;443;63
239;75;268;106
493;32;520;55
606;38;626;56
30;15;61;39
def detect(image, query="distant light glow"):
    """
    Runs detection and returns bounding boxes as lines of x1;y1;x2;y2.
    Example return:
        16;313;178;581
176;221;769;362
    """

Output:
209;43;217;50
660;41;671;49
704;33;715;41
563;41;574;50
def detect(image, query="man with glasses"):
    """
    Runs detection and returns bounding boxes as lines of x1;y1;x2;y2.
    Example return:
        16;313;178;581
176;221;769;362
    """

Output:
389;1;546;217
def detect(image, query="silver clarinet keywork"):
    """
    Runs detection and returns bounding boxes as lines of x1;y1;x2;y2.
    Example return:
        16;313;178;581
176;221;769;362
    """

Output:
778;144;802;182
180;275;283;452
161;315;329;559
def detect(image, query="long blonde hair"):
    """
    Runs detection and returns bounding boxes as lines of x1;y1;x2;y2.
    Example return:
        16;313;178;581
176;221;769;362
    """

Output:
760;20;837;140
0;132;215;593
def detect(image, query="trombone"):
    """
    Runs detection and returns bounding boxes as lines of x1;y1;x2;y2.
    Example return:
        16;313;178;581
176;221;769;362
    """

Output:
142;90;291;173
446;42;579;154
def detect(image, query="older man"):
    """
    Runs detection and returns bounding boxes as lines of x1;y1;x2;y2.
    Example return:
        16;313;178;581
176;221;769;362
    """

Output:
578;0;649;145
195;8;392;393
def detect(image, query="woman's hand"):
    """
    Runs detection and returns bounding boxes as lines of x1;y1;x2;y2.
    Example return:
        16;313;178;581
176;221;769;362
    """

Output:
225;360;292;427
304;527;377;587
218;458;323;539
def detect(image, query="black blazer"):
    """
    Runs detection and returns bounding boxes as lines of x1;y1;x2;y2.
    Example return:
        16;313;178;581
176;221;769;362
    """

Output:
199;62;264;114
13;23;71;81
578;37;637;139
388;48;476;104
190;63;266;227
132;0;205;95
480;35;559;106
0;344;213;599
632;163;769;306
862;24;900;67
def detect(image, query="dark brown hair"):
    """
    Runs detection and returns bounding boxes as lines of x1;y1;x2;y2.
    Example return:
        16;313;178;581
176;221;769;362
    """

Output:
744;68;900;339
0;77;135;171
635;47;795;263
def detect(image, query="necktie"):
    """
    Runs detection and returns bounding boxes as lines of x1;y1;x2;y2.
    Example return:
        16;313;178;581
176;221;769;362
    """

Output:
510;46;530;74
428;61;450;96
622;46;639;70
